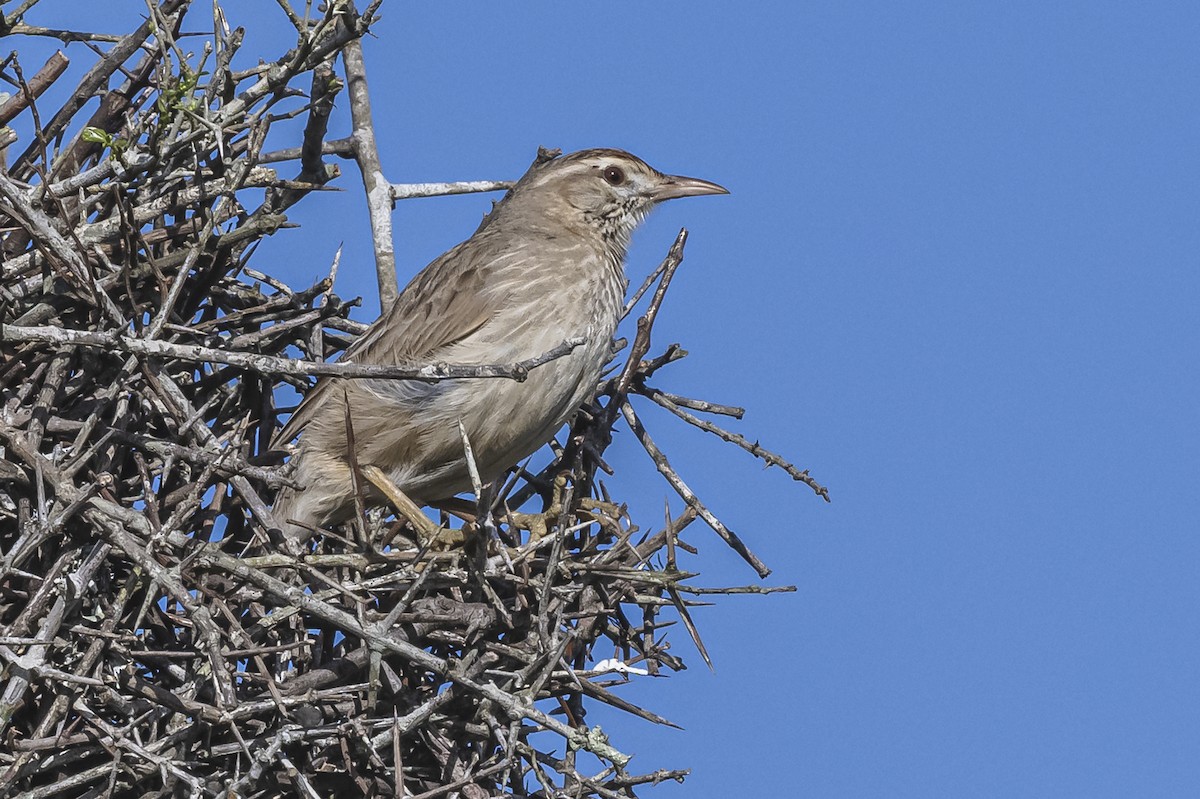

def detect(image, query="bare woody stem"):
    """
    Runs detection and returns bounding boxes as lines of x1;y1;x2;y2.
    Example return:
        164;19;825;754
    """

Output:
1;324;586;382
390;180;512;200
341;37;397;311
0;50;69;126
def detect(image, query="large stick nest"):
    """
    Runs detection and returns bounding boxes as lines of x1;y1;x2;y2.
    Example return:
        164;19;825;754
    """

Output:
0;3;827;797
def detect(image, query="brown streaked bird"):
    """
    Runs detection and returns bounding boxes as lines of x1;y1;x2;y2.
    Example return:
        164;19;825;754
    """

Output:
271;147;728;540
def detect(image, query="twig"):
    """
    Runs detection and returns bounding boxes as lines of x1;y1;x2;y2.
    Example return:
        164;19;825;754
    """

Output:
642;386;745;419
0;49;68;126
2;324;586;382
611;228;688;404
643;385;831;501
340;36;396;310
621;400;771;578
389;180;512;200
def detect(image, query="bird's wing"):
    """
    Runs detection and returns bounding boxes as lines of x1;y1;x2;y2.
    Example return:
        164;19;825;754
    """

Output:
271;238;495;448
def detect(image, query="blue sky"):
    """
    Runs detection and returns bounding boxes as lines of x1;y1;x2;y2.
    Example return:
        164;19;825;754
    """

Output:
12;2;1199;795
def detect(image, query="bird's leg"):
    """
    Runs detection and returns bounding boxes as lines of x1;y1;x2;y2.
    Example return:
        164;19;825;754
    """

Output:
360;465;454;548
501;473;570;543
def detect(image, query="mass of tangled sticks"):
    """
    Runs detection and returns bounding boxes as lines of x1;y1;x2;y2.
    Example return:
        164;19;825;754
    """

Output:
0;3;828;796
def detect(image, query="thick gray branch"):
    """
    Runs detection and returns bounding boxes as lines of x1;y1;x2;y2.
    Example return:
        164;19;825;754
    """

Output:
341;37;397;310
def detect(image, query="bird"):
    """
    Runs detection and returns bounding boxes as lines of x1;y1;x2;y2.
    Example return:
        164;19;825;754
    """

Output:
271;147;728;541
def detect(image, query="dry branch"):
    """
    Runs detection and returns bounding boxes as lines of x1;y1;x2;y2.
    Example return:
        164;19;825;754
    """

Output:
341;36;397;310
2;323;586;382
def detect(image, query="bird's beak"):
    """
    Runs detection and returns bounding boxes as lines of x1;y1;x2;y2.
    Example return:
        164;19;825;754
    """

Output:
651;173;730;201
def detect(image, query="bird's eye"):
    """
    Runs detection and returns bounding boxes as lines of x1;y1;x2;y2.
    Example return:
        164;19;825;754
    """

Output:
602;165;626;186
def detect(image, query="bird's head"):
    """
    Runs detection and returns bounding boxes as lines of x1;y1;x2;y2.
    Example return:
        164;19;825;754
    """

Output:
496;148;728;247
